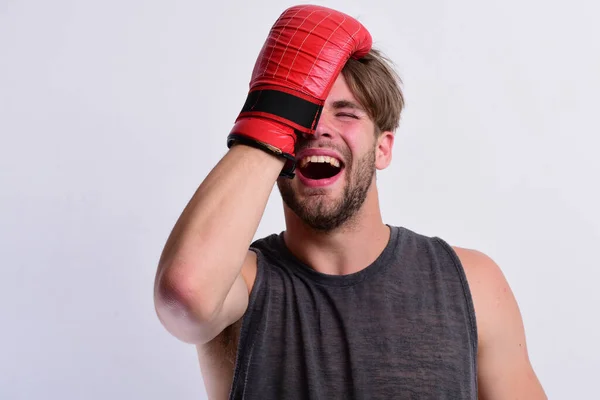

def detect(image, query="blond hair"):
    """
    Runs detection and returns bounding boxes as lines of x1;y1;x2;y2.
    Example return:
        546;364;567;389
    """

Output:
342;48;405;135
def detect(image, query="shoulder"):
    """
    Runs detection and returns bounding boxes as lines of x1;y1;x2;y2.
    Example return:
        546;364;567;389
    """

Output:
451;247;507;300
450;246;517;346
249;231;284;259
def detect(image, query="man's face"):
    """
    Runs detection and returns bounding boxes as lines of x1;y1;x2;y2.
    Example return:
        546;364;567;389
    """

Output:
276;74;381;232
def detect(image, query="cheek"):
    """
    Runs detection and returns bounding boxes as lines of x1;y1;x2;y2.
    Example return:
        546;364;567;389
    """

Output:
341;128;374;163
337;124;364;152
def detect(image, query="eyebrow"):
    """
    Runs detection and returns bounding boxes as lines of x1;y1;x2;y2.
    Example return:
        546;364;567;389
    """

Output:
331;100;365;111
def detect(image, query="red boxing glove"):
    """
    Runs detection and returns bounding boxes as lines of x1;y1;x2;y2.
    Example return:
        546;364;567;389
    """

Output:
227;4;372;178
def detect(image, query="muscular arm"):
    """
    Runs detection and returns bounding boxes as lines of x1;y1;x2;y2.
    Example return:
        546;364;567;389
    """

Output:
154;145;283;344
454;247;547;400
154;5;372;348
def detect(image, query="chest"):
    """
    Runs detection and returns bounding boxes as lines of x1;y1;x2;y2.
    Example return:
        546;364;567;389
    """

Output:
241;277;476;399
270;279;470;363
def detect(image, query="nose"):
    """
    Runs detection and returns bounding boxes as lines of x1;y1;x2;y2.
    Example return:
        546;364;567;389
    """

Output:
303;112;333;140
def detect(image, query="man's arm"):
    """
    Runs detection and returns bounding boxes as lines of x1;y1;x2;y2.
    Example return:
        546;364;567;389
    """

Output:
153;5;373;347
154;145;284;345
454;247;547;400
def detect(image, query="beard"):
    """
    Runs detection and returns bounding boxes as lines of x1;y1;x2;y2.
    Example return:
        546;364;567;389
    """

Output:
276;144;376;232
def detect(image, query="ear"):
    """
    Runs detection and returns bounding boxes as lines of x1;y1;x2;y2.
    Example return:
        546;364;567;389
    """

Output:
375;131;394;170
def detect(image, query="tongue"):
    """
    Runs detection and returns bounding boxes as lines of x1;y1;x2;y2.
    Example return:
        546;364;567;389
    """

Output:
301;162;341;180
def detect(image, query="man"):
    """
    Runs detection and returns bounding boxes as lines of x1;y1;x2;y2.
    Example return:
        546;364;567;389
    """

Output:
154;5;547;399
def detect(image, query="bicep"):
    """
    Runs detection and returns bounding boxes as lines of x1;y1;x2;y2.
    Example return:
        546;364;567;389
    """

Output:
454;247;547;400
204;250;257;342
475;273;545;399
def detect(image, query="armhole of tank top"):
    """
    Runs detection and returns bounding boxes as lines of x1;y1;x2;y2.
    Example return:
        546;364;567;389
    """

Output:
228;247;267;398
433;238;479;358
246;247;266;315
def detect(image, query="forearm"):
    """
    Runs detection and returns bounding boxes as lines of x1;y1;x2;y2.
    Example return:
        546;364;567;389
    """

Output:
155;144;284;319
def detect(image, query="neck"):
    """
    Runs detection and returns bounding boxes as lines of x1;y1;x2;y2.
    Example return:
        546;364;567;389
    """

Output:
282;185;391;276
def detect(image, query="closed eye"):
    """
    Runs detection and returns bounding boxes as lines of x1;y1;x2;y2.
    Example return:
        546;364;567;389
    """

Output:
337;113;359;119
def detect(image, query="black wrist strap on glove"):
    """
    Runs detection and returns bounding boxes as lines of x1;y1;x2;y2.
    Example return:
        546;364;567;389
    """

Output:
227;134;297;179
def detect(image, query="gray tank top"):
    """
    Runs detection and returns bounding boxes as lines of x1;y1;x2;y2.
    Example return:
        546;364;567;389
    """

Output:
229;225;478;399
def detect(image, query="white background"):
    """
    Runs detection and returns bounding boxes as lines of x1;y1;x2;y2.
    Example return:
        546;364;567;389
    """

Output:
1;0;598;398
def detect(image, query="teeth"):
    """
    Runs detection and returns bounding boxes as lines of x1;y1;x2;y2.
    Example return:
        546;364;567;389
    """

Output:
299;155;341;168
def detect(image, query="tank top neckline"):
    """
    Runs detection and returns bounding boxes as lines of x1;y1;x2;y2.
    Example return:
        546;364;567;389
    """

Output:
270;224;404;287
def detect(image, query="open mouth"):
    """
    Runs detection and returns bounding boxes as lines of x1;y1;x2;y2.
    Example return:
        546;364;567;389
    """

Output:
298;155;344;180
